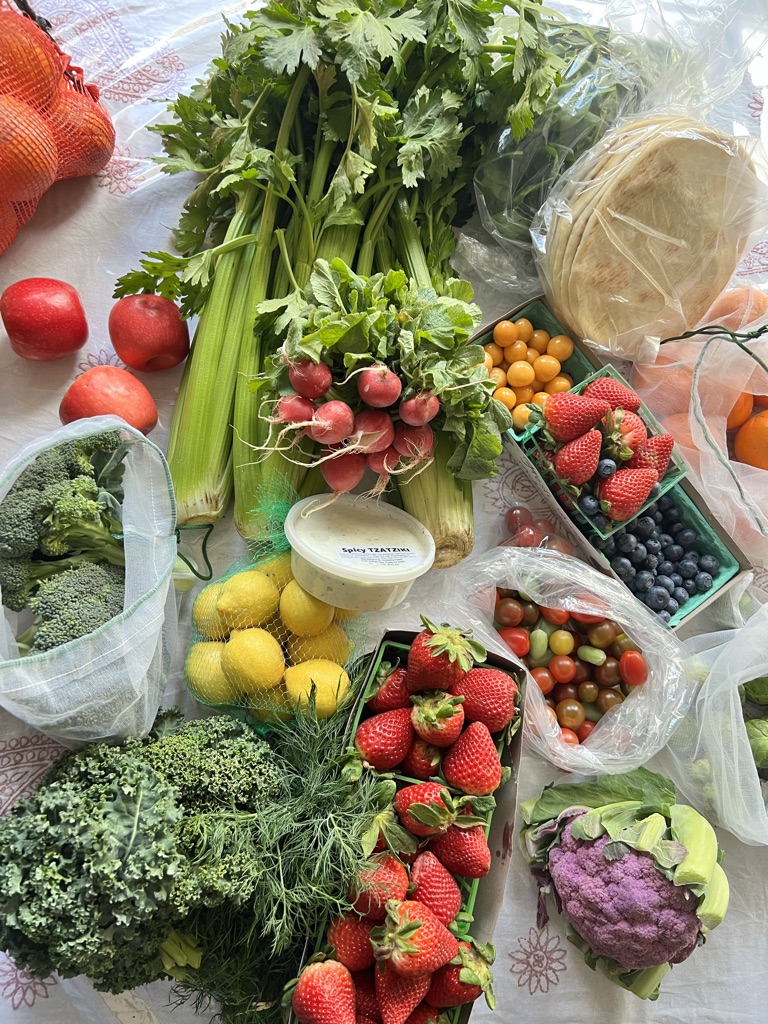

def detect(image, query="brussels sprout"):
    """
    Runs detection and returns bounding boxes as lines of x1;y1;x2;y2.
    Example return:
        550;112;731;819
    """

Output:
745;719;768;769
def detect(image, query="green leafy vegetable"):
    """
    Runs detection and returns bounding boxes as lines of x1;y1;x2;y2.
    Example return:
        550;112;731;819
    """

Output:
746;719;768;769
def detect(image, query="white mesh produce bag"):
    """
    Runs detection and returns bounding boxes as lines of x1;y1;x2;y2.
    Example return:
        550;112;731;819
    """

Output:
0;416;177;745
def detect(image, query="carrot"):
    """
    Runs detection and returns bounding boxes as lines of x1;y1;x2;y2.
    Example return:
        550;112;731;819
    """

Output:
0;95;58;203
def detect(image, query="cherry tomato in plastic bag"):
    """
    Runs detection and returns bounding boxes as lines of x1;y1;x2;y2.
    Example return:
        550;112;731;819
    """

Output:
495;597;524;628
556;699;586;730
531;667;555;695
540;606;570;626
498;627;530;657
560;728;580;746
504;506;533;533
549;655;577;683
619;650;648;687
570;611;607;625
576;720;597;742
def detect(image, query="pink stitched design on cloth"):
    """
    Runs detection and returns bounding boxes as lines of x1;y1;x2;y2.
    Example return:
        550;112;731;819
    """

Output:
0;735;63;816
507;926;567;995
737;240;768;277
97;146;145;195
0;956;58;1011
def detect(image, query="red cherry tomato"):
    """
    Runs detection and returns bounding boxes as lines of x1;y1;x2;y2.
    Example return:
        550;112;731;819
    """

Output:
512;526;545;548
576;720;597;742
556;699;586;730
560;728;580;746
498;627;530;657
549;655;577;683
531;667;555;695
552;683;578;703
540;606;570;626
531;517;557;535
619;650;649;687
544;536;574;555
504;506;533;533
495;598;524;628
570;611;607;625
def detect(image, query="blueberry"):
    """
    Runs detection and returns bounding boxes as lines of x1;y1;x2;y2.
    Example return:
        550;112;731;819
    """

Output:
677;561;697;580
628;544;648;565
683;550;700;564
646;503;659;516
579;494;600;516
649;481;661;497
657;609;672;624
598;458;617;478
656;575;675;594
683;577;698;594
601;540;617;559
669;521;687;536
635;516;656;539
657;560;675;577
657;495;674;511
646;587;670;610
645;538;662;555
664;506;681;523
634;570;655;591
615;533;637;553
666;598;680;615
695;571;714;592
653;511;664;524
644;554;661;571
592;513;609;532
658;533;674;549
670;573;683;587
663;544;684;563
699;554;720;575
672;587;690;606
611;556;633;579
677;528;697;548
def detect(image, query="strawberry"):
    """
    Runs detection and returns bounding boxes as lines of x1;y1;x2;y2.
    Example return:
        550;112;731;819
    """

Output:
425;941;496;1010
328;914;376;972
534;392;611;443
355;709;414;771
583;376;641;412
371;899;459;976
404;616;486;693
603;408;648;459
291;960;356;1024
404;1005;446;1024
449;668;517;733
359;1017;379;1024
393;782;480;837
375;962;430;1024
597;467;658;522
400;737;443;781
410;691;465;748
350;853;410;920
627;433;674;478
409;852;462;926
552;429;602;486
352;971;381;1022
429;825;491;878
441;723;503;796
367;664;411;712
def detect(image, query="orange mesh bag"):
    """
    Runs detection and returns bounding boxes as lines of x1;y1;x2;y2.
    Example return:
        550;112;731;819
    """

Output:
0;0;115;253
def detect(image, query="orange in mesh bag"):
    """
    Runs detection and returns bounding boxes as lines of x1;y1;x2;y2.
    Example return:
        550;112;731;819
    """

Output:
0;0;115;254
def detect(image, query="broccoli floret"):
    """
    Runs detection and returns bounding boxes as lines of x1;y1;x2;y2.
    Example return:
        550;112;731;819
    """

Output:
37;475;124;562
0;486;46;559
0;554;94;612
19;562;125;653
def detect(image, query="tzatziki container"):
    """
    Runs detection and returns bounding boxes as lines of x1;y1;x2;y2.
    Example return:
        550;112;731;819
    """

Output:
284;494;436;611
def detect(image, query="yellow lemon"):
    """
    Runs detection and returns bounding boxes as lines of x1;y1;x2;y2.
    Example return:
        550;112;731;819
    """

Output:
250;684;293;724
283;659;351;718
287;623;351;666
333;606;359;623
259;551;294;592
221;628;285;695
279;580;334;637
217;570;280;630
185;642;240;705
192;583;230;640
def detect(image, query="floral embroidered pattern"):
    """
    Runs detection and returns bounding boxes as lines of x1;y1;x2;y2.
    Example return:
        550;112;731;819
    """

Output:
0;735;63;816
77;350;125;375
97;146;145;195
508;926;567;995
737;240;768;277
0;955;57;1010
747;91;764;121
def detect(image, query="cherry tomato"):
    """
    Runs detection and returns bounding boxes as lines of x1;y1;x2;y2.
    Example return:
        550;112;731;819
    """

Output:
571;657;591;685
545;697;557;711
531;667;555;695
560;728;580;746
570;611;609;625
611;633;641;658
484;342;504;366
549;655;577;683
492;320;519;347
545;706;558;724
513;526;545;548
578;681;599;704
619;650;649;687
549;629;575;656
499;627;530;657
596;688;623;713
544;536;573;555
576;720;597;743
587;621;617;649
529;329;550;354
496;598;524;628
552;683;578;703
556;699;586;730
595;657;621;688
504;506;533;533
521;601;541;626
531;517;557;536
514;318;534;344
540;606;570;626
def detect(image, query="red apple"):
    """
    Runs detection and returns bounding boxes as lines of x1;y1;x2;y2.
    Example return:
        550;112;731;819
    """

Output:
59;366;158;434
108;294;190;372
0;278;88;360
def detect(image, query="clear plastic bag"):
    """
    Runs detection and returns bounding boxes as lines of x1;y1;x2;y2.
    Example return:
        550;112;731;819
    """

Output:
0;416;177;745
447;546;694;774
655;598;768;846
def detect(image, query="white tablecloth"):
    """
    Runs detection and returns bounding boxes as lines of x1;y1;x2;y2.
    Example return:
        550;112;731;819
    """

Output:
1;2;768;1022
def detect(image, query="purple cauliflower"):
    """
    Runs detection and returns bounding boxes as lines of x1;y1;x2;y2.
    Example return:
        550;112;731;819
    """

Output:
548;818;700;970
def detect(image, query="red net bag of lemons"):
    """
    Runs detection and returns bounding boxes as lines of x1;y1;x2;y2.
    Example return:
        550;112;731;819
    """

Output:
0;0;115;254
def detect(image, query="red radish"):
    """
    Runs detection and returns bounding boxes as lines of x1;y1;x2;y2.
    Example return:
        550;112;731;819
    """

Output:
310;401;355;444
358;365;403;408
0;96;58;204
393;423;434;461
399;393;439;426
59;366;158;434
276;394;316;423
366;447;400;475
289;359;332;399
320;452;367;493
108;294;189;372
1;278;88;360
354;410;395;453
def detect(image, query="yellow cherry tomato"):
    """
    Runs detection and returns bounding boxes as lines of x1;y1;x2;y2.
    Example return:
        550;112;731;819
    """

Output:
530;379;545;392
490;367;508;388
513;385;535;405
532;354;562;383
493;387;517;410
499;360;511;373
507;339;529;362
532;391;550;408
484;342;504;366
507;360;536;387
525;347;540;364
483;351;494;372
512;404;532;430
529;329;550;354
549;629;575;655
514;318;534;344
493;320;519;347
545;374;573;395
547;334;575;361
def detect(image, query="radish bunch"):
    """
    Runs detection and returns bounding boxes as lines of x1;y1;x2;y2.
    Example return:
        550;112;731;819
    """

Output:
274;358;440;495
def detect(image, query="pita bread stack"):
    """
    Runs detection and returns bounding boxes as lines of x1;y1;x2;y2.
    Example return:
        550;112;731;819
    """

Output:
533;115;768;360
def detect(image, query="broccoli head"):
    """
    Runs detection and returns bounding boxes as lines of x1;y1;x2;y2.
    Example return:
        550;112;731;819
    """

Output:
0;486;45;559
0;554;96;613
